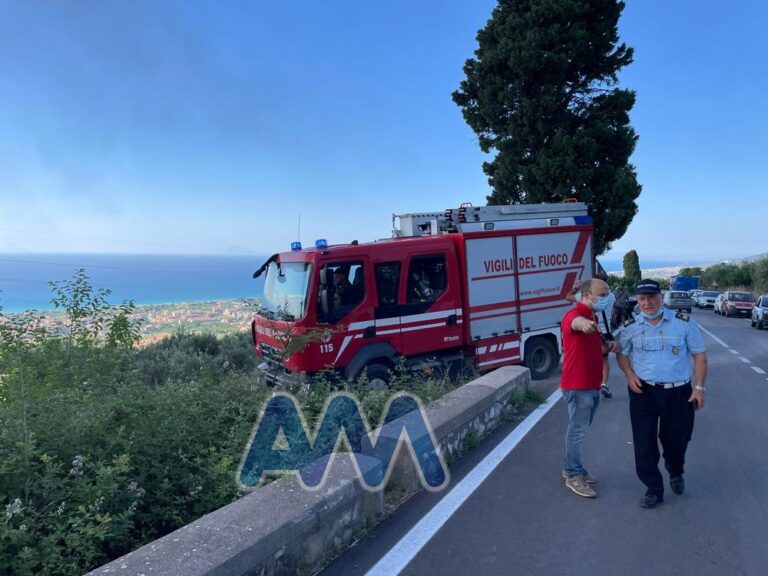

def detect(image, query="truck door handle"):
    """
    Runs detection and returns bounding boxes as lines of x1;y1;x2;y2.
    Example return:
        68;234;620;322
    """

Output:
363;326;376;338
446;314;457;326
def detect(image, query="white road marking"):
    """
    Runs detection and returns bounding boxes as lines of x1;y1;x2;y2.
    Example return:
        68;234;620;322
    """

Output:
365;388;562;576
696;320;765;375
696;324;729;348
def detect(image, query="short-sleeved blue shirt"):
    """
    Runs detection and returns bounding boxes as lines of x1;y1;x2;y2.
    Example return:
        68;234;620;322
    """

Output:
617;307;706;382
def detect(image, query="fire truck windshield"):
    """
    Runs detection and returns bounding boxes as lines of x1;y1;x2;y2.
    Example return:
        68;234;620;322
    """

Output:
260;261;312;321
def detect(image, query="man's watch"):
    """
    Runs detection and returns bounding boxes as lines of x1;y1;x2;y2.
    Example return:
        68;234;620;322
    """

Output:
694;385;706;392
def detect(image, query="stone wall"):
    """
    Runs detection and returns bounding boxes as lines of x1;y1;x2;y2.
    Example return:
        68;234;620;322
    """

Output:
88;365;530;576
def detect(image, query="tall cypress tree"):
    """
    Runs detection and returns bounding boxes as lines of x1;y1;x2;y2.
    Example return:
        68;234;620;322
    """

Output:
453;0;641;255
623;249;641;286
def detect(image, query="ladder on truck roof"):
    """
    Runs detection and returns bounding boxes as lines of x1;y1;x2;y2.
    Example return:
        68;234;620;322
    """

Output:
392;202;589;237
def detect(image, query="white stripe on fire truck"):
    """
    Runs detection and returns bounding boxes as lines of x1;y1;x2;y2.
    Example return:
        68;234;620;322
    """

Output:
471;299;571;316
331;309;464;363
400;309;463;325
348;309;462;333
334;335;355;364
400;321;447;333
478;355;521;368
348;320;376;331
376;318;463;337
471;306;517;320
478;341;520;355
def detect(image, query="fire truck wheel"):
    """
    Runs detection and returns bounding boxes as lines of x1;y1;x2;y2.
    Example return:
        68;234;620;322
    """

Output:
363;363;391;390
523;337;558;380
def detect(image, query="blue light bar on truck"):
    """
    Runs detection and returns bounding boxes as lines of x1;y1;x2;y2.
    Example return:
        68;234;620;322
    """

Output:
315;239;328;249
291;241;302;251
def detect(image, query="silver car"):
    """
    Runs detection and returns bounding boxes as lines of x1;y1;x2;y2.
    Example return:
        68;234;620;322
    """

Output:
663;290;692;312
695;290;719;309
752;295;768;329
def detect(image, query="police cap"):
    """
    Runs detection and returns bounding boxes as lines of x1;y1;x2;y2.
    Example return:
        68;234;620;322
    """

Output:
634;279;661;294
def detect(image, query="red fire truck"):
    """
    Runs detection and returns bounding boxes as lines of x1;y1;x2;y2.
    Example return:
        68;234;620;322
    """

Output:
251;202;594;387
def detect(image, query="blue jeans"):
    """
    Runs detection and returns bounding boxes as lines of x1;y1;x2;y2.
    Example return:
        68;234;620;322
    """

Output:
563;389;600;477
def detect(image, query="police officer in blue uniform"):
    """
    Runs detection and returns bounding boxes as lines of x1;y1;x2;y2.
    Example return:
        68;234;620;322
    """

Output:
616;279;708;508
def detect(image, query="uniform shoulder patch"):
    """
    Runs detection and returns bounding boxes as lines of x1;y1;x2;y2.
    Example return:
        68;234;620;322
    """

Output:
676;311;690;322
623;316;636;327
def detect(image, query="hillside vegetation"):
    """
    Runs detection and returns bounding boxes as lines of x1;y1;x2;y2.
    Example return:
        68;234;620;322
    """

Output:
0;271;464;575
608;255;768;293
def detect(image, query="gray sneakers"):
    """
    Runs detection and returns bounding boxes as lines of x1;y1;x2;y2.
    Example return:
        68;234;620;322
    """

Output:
564;475;597;498
562;470;598;483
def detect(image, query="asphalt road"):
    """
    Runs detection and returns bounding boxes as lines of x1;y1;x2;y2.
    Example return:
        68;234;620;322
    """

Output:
321;307;768;576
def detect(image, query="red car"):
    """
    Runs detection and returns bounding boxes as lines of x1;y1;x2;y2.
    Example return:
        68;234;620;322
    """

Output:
721;290;755;317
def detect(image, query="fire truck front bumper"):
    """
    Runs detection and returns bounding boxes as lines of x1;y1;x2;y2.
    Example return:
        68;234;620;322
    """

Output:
257;361;308;388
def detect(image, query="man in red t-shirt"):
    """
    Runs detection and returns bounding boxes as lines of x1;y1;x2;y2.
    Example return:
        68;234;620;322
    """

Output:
561;278;614;498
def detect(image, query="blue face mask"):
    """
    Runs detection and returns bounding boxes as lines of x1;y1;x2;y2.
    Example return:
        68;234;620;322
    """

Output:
592;295;612;312
642;308;664;320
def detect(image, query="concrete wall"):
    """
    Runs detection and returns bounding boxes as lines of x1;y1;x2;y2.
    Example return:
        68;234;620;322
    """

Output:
88;365;530;576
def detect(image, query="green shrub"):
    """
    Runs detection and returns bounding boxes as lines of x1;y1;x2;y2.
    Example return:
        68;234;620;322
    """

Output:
0;332;268;575
1;279;270;575
0;271;473;575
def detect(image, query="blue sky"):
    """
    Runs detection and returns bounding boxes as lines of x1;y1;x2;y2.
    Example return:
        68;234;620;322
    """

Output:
0;0;766;263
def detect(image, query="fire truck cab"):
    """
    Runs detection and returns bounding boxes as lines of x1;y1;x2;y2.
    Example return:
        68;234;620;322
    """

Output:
251;202;594;387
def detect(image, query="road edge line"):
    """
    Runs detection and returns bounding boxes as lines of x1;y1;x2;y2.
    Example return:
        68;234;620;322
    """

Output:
365;387;562;576
696;323;730;348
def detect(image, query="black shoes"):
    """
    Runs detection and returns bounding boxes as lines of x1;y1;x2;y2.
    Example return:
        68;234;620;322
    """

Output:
640;476;683;507
600;384;613;399
640;493;664;509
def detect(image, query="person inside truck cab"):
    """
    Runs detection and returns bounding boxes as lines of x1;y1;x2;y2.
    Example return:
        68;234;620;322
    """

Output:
333;269;354;306
409;271;435;302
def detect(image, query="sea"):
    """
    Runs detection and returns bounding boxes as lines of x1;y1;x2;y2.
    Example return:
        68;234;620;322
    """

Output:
0;253;269;313
0;254;706;314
